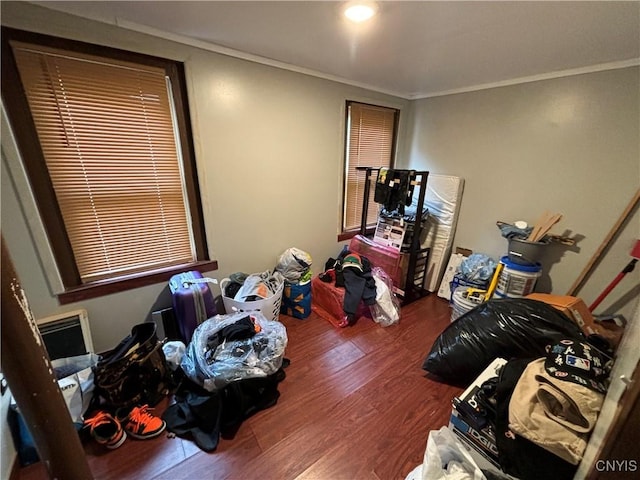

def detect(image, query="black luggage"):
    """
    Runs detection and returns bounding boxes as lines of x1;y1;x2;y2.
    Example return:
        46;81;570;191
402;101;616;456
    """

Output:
94;323;171;409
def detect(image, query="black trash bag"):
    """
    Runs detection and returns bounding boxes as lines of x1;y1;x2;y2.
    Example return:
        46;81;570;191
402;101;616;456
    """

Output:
422;298;585;384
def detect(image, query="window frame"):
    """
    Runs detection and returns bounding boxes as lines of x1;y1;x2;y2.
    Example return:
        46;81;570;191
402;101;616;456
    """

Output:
1;27;216;304
339;100;400;242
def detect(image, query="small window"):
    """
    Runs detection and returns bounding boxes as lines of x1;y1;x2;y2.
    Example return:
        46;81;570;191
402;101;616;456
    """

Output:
341;101;399;238
1;27;215;303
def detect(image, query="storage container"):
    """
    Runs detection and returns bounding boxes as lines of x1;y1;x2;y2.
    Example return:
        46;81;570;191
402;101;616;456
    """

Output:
450;286;482;322
494;256;541;298
280;281;312;319
221;278;284;321
507;237;549;266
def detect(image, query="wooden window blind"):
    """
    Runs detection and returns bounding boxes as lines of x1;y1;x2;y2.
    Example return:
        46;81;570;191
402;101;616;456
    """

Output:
10;41;196;282
343;102;398;232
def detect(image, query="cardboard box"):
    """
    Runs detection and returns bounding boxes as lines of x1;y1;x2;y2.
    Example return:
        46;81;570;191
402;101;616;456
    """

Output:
373;216;406;251
526;293;624;349
437;252;466;300
449;409;499;463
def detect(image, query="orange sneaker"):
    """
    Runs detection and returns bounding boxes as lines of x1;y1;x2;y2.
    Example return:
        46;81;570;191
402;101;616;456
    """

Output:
84;411;127;449
118;405;166;440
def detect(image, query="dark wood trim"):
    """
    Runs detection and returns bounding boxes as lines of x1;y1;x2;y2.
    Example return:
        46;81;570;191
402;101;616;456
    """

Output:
340;100;400;237
2;238;93;480
340;101;351;234
1;26;179;70
338;227;375;243
1;28;81;288
58;260;218;304
1;26;213;299
167;61;210;260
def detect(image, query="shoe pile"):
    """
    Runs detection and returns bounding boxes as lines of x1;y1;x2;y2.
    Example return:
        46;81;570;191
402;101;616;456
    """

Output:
84;404;166;449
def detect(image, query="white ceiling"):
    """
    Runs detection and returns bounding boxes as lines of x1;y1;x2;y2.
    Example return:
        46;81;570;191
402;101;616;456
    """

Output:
30;1;640;99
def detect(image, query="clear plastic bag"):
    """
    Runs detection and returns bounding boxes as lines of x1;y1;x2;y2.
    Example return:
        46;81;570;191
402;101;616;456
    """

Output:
369;266;401;327
233;270;285;302
163;341;186;371
458;254;497;283
180;311;288;392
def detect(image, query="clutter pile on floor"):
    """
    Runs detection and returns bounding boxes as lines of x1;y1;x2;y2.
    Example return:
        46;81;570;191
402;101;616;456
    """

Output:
82;309;288;454
412;296;621;480
312;245;400;328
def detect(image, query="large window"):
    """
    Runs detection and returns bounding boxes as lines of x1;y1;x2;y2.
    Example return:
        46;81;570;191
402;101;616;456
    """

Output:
341;101;399;239
1;27;215;303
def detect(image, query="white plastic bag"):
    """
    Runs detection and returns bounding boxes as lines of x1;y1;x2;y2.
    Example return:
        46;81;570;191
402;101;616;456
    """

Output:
420;427;486;480
275;247;313;283
370;267;401;327
163;341;187;371
51;353;99;425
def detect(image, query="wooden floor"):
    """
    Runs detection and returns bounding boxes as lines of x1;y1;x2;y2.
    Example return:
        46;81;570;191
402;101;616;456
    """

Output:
13;294;463;480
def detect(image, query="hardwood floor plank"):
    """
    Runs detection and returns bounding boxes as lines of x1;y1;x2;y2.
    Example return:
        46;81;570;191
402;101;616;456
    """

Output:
247;337;367;449
233;391;378;480
280;317;345;361
294;356;460;480
85;432;194;480
150;427;263;480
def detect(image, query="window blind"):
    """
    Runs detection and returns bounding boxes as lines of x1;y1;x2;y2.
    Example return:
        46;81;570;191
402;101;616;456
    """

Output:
344;102;397;231
11;41;195;282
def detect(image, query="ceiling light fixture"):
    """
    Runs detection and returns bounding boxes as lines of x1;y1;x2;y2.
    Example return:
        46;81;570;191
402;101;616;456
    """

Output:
343;1;378;23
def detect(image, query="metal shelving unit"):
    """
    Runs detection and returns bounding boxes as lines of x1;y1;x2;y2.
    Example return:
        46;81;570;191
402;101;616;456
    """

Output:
357;167;430;305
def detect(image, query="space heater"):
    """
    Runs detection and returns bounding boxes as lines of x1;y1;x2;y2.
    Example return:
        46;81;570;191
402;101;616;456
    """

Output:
37;309;94;360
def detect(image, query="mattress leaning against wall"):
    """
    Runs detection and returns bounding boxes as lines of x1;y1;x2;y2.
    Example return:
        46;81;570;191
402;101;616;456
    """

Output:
420;174;465;293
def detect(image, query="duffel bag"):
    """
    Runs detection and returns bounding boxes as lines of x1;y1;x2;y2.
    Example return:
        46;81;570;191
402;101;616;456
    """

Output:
94;322;171;409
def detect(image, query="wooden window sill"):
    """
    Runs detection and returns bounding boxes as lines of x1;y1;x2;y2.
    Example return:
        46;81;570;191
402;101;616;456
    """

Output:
338;227;375;242
57;260;218;304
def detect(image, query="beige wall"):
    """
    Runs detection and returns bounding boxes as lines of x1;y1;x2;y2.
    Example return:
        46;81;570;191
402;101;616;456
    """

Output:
1;2;408;352
404;68;640;320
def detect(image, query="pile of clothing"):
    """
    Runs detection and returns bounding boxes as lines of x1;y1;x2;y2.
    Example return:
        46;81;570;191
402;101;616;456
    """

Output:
472;339;612;480
319;247;400;328
320;248;377;327
163;311;289;453
374;168;416;216
180;311;288;392
163;360;288;453
223;270;285;302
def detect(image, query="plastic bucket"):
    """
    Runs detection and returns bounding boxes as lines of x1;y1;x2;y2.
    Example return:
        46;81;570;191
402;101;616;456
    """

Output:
494;256;541;298
507;238;548;266
449;273;489;304
450;286;482;322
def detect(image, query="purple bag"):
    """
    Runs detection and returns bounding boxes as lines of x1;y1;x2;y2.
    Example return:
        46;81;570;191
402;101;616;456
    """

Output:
169;271;217;342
